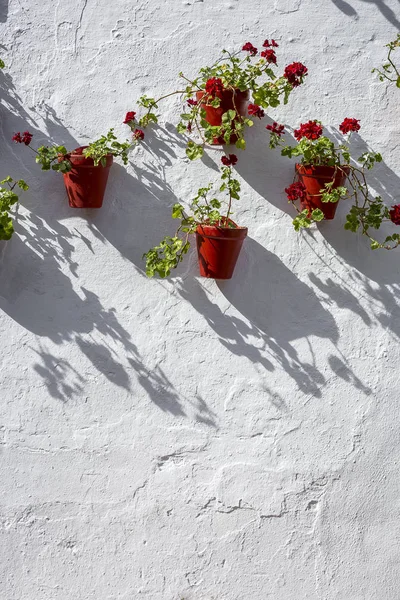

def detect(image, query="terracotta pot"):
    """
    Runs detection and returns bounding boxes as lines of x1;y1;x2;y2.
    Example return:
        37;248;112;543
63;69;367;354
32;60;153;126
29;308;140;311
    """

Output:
295;164;349;220
196;221;248;279
196;89;250;145
61;146;113;209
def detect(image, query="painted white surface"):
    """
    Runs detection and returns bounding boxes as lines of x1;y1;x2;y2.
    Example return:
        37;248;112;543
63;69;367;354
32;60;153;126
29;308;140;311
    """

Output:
1;1;400;598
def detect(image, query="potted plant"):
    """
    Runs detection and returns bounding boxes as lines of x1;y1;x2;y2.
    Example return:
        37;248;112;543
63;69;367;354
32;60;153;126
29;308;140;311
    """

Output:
124;39;308;160
267;118;382;230
12;128;142;208
144;155;247;278
373;34;400;87
0;176;29;240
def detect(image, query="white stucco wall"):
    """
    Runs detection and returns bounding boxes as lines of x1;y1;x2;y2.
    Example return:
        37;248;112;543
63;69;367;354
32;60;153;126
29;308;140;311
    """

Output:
1;1;400;598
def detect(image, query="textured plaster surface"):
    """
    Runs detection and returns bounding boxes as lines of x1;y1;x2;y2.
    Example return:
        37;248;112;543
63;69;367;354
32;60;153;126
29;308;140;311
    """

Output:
1;0;400;598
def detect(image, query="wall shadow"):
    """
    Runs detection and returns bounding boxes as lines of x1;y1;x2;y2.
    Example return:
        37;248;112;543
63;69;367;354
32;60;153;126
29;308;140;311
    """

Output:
330;0;400;27
176;239;371;399
0;71;217;424
0;4;8;23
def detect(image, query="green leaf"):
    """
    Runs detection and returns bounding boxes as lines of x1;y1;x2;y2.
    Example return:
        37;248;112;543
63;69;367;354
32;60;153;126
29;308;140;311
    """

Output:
17;179;29;191
235;138;246;150
186;141;204;161
172;203;184;219
221;110;236;124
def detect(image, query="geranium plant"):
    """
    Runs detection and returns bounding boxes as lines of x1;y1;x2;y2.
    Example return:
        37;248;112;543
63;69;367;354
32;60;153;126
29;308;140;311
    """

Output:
144;154;247;278
124;40;307;160
373;34;400;87
12;127;143;208
267;118;383;233
0;176;29;240
12;128;134;172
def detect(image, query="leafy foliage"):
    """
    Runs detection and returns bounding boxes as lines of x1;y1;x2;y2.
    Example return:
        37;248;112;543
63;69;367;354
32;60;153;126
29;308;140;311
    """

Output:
83;129;131;166
292;208;324;231
372;34;400;87
21;129;133;173
0;177;29;240
143;165;242;277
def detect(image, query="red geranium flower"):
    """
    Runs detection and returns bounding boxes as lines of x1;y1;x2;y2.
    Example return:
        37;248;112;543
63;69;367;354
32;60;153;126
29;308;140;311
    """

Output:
263;39;279;48
187;98;198;106
339;118;361;135
285;181;307;202
22;131;33;145
260;49;277;64
221;154;238;166
284;62;308;87
12;131;33;145
389;204;400;225
242;42;258;56
266;122;285;136
205;77;224;97
133;129;144;141
123;111;136;124
294;120;323;141
248;103;265;119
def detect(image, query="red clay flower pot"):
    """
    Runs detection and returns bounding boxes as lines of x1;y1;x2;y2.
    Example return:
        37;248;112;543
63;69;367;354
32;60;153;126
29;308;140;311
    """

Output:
196;89;250;145
62;146;113;209
295;164;349;220
196;221;248;279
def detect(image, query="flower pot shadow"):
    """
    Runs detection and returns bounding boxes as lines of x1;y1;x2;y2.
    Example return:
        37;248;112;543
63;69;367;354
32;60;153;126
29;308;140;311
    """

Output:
177;237;370;399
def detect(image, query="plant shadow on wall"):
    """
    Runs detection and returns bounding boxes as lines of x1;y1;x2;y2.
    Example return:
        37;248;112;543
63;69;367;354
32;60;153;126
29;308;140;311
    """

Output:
0;76;216;424
176;245;371;400
330;0;400;27
90;118;372;400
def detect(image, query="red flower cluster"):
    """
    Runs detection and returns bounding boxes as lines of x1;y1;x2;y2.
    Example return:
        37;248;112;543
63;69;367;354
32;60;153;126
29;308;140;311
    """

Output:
133;129;145;141
266;122;285;136
12;131;33;145
389;204;400;225
284;62;308;87
263;39;279;48
205;77;224;97
248;103;265;119
339;118;361;135
285;181;307;202
260;49;277;64
187;98;198;106
242;42;258;56
294;120;323;141
123;111;136;124
221;154;238;166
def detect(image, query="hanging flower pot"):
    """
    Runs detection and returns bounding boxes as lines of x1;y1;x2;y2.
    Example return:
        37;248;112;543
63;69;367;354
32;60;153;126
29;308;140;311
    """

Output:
196;89;250;145
144;154;249;279
61;147;113;209
196;221;247;279
12;128;137;209
295;164;350;220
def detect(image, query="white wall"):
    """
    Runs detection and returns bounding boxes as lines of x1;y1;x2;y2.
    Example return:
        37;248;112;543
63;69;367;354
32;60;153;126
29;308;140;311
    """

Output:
1;1;400;598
